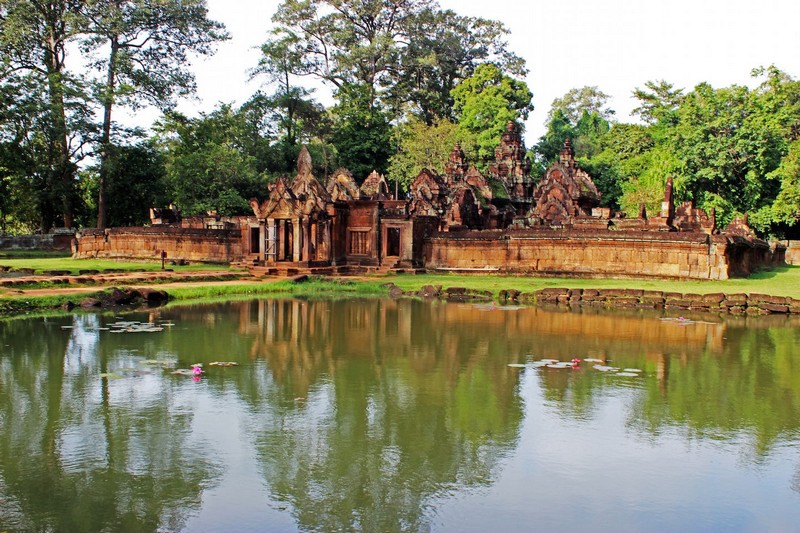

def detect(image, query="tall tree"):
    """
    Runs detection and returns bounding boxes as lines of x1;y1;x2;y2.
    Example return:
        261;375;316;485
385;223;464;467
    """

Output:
82;0;227;229
156;106;265;216
632;80;684;126
387;116;476;190
330;83;395;180
265;0;523;118
451;63;532;163
392;7;525;122
547;86;615;125
252;34;316;148
0;0;87;229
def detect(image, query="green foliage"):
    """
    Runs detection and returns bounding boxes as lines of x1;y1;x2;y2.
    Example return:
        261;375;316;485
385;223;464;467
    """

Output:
156;106;266;216
451;63;533;163
534;109;574;165
0;0;92;229
535;69;800;236
631;80;684;126
547;86;615;125
329;84;395;181
267;0;524;120
82;0;228;228
387;117;476;190
757;138;800;231
84;141;167;227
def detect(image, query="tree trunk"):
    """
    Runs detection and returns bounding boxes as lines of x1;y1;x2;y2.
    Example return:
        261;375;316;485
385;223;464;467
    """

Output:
44;33;74;229
97;37;119;230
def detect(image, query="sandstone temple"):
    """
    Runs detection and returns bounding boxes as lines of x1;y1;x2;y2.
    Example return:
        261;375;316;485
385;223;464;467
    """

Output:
75;123;784;280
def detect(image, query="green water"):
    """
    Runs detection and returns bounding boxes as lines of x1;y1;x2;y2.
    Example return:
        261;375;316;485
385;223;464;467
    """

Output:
1;299;799;532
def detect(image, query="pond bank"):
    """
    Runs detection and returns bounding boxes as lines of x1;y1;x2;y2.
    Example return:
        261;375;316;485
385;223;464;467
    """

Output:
397;285;800;315
3;268;800;318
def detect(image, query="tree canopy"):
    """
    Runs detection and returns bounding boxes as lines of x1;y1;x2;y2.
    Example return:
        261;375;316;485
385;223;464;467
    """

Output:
1;0;798;240
536;68;800;234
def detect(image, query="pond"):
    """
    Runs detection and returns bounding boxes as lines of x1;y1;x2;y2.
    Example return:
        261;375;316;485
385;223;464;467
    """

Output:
1;298;799;532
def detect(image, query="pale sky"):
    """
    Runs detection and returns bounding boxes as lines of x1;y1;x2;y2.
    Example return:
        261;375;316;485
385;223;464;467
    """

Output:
171;0;800;142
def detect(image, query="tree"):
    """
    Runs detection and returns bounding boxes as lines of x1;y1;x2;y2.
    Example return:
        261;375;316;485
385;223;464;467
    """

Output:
547;86;615;125
266;0;524;119
156;106;265;216
392;7;525;122
0;0;89;229
632;80;684;126
451;63;532;164
763;138;800;230
251;33;328;173
81;0;228;229
0;73;64;232
84;141;167;227
534;108;574;165
387;117;476;190
329;83;395;181
666;82;782;225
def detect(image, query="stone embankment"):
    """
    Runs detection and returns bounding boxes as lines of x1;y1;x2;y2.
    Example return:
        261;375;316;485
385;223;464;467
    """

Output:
61;287;170;311
512;288;799;315
390;284;800;315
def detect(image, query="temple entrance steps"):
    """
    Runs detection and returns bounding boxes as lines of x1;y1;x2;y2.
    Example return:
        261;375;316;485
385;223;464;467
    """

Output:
240;261;426;277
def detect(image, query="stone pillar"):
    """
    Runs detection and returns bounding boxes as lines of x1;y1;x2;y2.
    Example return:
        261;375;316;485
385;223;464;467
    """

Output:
321;220;331;263
302;218;311;262
292;218;302;262
266;219;276;262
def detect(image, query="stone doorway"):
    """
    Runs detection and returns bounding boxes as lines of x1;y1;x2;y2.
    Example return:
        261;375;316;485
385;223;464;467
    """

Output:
386;227;401;257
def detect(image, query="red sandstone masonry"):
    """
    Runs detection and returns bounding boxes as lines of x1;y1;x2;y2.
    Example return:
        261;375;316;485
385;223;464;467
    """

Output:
75;227;246;263
514;288;798;315
425;228;775;280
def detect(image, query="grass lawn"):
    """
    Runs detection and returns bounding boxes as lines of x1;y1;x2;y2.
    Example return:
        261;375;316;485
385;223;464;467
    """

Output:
0;256;241;275
379;264;800;300
1;261;797;318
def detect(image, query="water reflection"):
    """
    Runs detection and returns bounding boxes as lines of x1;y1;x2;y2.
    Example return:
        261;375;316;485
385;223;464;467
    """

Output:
0;299;799;531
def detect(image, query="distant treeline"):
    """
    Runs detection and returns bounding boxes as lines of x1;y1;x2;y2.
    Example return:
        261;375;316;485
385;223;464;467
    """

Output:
1;1;797;238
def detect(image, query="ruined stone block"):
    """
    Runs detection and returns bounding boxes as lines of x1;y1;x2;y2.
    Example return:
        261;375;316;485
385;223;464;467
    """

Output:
758;303;789;314
700;293;725;305
748;293;788;305
722;293;748;306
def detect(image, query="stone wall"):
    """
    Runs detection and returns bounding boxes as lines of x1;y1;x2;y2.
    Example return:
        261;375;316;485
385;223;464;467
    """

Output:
74;226;248;263
424;229;776;280
785;240;800;265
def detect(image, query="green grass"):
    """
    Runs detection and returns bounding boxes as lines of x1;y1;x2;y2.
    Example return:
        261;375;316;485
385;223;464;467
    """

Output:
378;264;800;299
0;278;389;318
2;265;797;319
164;277;389;301
0;256;241;275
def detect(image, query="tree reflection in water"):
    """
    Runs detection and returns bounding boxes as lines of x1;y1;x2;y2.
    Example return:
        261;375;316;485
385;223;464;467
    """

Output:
0;314;219;532
0;299;799;530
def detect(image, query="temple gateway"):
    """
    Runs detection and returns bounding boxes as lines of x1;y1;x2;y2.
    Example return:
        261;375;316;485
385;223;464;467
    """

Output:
75;123;784;279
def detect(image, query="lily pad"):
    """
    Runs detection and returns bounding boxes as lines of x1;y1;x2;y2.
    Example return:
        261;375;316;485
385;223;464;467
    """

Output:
593;365;619;372
616;372;641;377
508;363;527;368
209;361;239;367
623;368;642;373
99;372;124;380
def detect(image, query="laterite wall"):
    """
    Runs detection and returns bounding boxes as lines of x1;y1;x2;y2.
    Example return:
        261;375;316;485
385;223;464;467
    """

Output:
74;227;248;263
424;229;776;280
